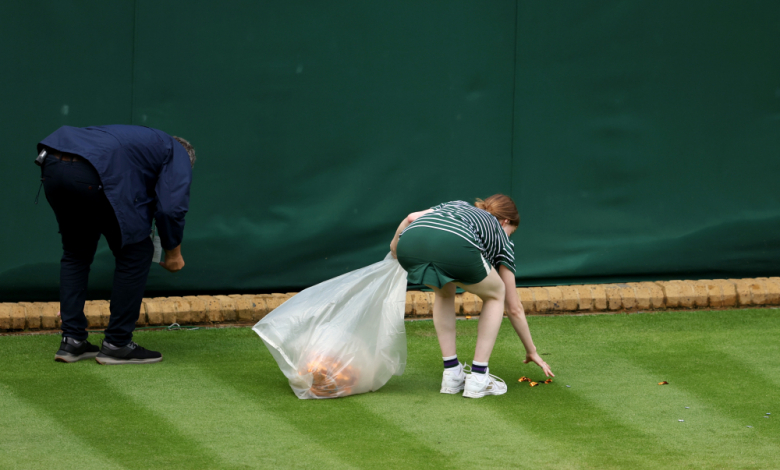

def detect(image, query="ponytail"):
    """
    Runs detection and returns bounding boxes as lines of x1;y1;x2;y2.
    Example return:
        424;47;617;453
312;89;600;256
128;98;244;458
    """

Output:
475;194;519;226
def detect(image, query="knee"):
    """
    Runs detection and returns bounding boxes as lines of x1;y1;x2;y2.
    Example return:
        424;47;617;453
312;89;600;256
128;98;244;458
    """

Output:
480;282;505;303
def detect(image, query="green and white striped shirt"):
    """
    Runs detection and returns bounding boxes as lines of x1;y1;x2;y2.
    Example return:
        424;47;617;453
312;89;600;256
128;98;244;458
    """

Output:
400;200;516;273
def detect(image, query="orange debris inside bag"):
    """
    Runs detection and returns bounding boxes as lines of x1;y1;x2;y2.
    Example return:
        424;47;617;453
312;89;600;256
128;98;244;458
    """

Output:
303;356;359;398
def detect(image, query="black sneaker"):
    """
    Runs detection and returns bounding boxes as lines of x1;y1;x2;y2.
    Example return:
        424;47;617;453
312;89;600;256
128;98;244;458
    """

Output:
95;341;163;365
55;337;100;363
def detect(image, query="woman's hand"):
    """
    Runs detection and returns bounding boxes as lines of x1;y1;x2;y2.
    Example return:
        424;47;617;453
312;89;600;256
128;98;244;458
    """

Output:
524;352;554;377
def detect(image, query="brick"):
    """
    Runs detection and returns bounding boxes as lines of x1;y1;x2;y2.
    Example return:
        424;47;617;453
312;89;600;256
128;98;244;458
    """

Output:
231;295;256;322
756;278;780;305
766;278;780;305
0;304;12;330
405;292;414;317
410;291;431;317
130;299;145;326
84;301;106;328
749;279;768;305
544;286;564;311
689;282;708;308
265;295;287;317
517;288;535;313
655;281;678;308
453;294;463;315
143;298;164;325
424;292;437;312
643;283;665;309
557;286;579;311
179;296;203;323
673;281;696;308
698;280;723;308
572;285;593;311
730;279;765;306
604;286;622;311
94;300;111;327
5;304;26;330
627;283;651;310
40;302;60;329
713;280;737;307
530;287;550;313
246;295;270;321
196;295;219;322
588;285;607;311
214;295;238;322
729;279;752;306
18;302;42;330
461;292;479;315
168;297;193;324
616;284;637;310
151;297;178;324
656;281;695;308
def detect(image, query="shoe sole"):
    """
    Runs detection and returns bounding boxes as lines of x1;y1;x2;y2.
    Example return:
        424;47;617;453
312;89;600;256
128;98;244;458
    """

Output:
440;385;465;394
95;356;163;365
463;388;507;398
54;351;98;363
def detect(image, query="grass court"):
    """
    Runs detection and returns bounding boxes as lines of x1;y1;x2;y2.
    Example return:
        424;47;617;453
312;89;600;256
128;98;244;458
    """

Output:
1;308;778;469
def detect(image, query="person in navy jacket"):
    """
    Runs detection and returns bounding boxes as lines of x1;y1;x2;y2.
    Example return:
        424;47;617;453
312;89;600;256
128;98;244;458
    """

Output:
38;125;195;364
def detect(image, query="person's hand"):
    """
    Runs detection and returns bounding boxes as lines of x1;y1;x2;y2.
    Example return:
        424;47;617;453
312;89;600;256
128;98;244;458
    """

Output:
160;245;185;272
524;352;554;377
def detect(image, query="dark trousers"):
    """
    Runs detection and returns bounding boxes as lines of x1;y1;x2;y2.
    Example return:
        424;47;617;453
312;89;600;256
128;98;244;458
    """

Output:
42;157;153;346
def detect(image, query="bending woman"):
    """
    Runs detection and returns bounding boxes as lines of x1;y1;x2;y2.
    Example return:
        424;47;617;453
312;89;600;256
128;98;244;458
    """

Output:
390;196;553;398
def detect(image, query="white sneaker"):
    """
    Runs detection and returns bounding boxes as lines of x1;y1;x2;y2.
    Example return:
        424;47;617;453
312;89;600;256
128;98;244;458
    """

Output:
463;368;507;398
440;363;470;394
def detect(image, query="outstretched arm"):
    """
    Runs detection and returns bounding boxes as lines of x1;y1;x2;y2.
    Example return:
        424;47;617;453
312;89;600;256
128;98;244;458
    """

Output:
499;265;554;377
389;209;433;258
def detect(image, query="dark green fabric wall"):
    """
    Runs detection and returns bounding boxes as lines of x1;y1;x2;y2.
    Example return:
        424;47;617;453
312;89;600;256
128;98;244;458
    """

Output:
1;1;778;301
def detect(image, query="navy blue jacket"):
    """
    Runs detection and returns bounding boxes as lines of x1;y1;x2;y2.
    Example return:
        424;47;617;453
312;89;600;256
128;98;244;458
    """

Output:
38;125;192;250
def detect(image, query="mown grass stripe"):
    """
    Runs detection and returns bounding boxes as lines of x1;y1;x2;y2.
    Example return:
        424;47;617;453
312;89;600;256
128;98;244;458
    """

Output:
563;355;775;467
189;329;457;470
0;388;125;470
0;336;240;470
92;360;359;470
1;309;778;470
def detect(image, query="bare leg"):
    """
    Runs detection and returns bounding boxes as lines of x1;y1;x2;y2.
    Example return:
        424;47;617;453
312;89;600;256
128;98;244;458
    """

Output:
428;283;457;357
455;268;505;363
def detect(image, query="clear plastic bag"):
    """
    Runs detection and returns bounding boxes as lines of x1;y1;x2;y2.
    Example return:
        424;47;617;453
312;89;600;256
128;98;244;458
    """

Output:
253;253;408;399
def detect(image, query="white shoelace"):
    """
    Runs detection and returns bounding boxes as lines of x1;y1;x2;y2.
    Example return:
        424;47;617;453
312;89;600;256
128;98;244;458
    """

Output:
486;372;506;389
470;370;506;390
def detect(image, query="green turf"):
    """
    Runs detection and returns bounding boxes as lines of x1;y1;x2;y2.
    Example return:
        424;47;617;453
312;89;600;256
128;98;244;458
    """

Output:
1;309;778;469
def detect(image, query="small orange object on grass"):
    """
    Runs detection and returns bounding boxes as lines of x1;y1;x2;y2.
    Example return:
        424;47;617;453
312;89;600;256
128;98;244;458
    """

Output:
658;381;669;385
520;376;554;387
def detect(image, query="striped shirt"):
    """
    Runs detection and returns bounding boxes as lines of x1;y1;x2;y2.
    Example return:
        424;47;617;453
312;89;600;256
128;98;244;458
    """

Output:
400;200;516;273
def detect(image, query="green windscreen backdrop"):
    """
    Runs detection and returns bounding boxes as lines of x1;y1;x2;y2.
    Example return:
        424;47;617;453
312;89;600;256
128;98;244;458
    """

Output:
1;1;778;302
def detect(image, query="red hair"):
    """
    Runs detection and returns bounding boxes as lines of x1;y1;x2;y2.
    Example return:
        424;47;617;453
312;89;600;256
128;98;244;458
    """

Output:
474;194;519;226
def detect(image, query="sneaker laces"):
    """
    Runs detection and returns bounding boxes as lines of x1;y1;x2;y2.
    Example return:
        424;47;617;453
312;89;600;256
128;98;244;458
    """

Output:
486;372;506;390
